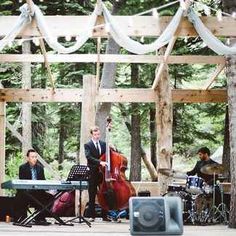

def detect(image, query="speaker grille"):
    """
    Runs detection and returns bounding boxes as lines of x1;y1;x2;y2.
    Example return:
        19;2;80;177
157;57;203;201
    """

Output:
132;198;165;232
129;196;183;235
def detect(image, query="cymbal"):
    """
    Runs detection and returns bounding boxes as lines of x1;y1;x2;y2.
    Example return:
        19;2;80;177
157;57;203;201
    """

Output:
201;163;224;175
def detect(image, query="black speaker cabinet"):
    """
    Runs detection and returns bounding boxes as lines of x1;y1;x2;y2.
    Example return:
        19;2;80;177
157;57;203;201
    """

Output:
0;196;15;221
129;196;183;235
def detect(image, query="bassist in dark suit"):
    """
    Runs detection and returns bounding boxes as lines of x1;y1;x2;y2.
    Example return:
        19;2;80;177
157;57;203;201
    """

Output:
84;126;109;221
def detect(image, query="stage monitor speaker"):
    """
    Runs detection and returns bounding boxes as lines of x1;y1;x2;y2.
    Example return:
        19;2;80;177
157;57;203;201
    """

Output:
129;196;183;235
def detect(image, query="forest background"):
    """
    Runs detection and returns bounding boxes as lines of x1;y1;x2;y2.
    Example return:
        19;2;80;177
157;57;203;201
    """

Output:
0;0;227;185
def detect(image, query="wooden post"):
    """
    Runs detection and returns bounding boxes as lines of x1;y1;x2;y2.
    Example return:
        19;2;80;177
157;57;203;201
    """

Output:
0;102;6;196
22;40;32;156
155;65;173;195
79;75;96;164
76;75;96;216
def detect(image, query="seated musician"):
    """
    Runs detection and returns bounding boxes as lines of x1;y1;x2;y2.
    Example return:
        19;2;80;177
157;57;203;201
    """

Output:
186;146;224;208
13;149;53;225
186;147;218;185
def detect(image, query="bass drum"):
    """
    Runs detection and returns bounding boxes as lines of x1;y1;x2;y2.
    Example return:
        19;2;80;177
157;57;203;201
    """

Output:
194;193;213;216
164;191;191;214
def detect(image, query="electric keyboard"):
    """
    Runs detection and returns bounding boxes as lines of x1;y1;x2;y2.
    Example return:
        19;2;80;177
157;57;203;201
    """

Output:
1;179;88;190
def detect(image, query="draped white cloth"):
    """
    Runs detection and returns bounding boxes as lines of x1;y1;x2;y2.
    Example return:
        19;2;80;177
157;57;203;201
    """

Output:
33;3;101;54
0;2;184;55
0;4;31;52
188;8;236;55
102;2;184;54
1;2;235;56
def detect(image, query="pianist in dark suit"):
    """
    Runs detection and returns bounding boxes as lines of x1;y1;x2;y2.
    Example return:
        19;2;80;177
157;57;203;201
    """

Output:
14;149;53;225
84;126;109;221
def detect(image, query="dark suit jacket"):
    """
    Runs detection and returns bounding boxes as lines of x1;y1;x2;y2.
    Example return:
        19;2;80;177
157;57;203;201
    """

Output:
84;140;106;173
19;162;45;180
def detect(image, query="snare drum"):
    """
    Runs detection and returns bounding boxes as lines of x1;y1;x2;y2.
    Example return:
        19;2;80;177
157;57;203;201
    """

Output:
186;176;204;194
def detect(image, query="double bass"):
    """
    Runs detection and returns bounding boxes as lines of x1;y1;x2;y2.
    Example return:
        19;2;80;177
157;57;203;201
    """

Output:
97;117;136;211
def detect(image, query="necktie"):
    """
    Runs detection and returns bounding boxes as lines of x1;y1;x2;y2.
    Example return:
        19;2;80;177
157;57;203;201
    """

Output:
31;167;37;180
96;142;100;156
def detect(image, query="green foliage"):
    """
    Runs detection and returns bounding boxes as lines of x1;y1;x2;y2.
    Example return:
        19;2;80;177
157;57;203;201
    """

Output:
4;152;24;196
45;159;75;180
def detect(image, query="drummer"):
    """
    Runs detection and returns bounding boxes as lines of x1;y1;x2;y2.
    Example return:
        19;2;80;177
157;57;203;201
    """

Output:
186;147;218;185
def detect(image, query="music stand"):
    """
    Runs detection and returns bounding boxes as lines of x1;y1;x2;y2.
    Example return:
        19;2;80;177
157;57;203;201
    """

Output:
66;165;91;227
66;164;90;181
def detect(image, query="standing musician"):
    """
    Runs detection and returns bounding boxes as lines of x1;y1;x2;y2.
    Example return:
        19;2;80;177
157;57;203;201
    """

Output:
84;126;110;222
186;147;218;184
14;149;53;225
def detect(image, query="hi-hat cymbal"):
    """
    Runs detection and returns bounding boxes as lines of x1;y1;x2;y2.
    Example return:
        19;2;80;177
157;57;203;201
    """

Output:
201;163;224;175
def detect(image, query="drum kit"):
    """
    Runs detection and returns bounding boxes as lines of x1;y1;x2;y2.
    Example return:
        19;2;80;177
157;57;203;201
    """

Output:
163;163;229;225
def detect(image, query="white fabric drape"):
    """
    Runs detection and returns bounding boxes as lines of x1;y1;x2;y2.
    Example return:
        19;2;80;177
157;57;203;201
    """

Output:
102;2;184;54
33;3;101;54
0;4;31;52
2;2;236;56
0;2;184;55
188;8;236;55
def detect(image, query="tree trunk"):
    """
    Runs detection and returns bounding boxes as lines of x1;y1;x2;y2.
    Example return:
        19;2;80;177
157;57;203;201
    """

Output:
0;102;6;196
129;64;141;181
226;55;236;228
95;1;127;140
58;107;66;170
130;104;142;181
76;103;82;160
223;0;236;228
222;105;230;181
119;104;158;181
150;106;157;168
32;65;47;155
95;38;120;141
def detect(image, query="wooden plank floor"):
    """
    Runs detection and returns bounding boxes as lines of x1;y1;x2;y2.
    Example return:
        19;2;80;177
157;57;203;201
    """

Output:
0;220;236;236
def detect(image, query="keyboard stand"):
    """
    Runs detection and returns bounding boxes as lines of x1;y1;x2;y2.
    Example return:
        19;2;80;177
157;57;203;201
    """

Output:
14;190;73;227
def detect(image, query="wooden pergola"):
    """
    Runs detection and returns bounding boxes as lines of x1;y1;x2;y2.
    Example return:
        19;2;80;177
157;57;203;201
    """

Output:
0;0;234;197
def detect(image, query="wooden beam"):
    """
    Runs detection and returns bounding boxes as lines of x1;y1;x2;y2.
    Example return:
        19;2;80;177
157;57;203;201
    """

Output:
0;54;226;64
0;102;6;195
1;16;236;37
39;38;55;90
156;65;173;195
204;64;225;90
152;36;177;89
0;88;227;103
0;88;83;102
172;89;227;103
22;40;32;156
98;89;157;103
79;75;96;164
